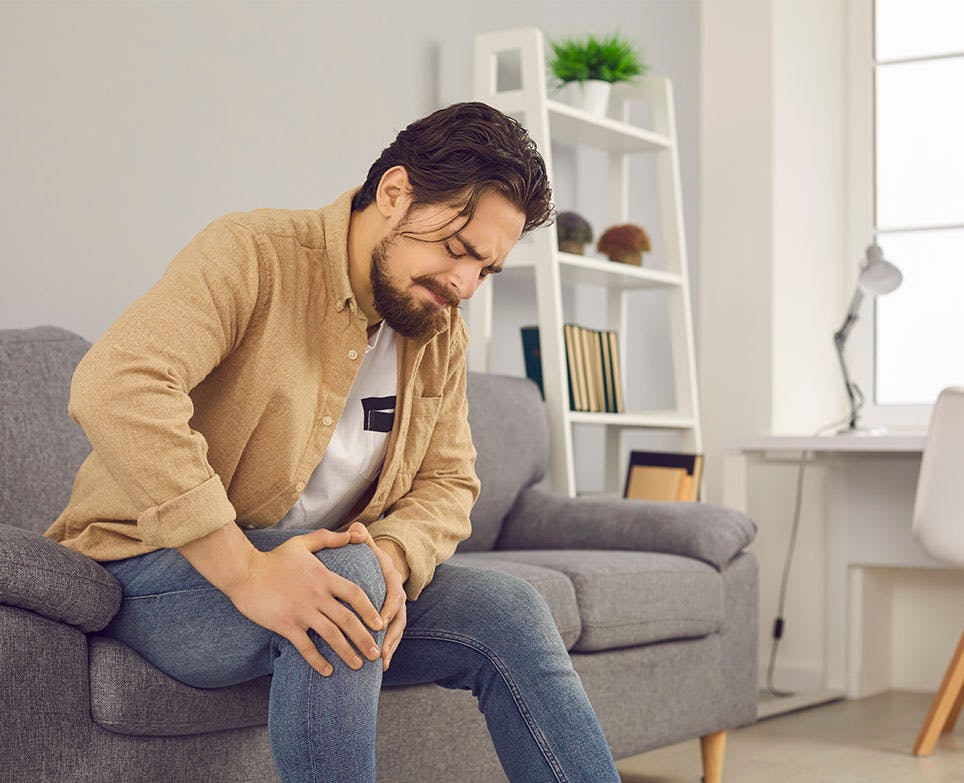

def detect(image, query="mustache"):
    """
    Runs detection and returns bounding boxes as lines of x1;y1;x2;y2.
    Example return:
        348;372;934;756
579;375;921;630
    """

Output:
414;276;460;308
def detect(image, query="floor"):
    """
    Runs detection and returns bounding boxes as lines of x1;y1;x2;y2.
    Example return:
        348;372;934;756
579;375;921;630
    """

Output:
615;691;963;783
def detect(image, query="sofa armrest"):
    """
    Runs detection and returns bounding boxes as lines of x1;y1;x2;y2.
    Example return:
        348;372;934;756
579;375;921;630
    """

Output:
0;524;122;632
497;486;757;570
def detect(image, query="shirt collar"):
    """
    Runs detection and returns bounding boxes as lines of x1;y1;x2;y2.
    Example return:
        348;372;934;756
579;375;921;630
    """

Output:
319;187;362;317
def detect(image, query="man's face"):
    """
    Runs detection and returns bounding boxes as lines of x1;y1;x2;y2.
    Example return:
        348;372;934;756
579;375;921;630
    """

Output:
370;188;525;340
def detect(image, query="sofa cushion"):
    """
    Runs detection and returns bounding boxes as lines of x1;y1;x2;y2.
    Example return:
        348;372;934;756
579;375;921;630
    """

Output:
449;552;581;649
470;550;724;652
461;373;548;552
88;635;271;736
0;326;92;535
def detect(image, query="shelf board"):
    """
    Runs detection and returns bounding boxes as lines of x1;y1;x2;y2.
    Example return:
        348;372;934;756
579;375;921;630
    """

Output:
504;247;682;290
546;100;671;153
567;411;696;429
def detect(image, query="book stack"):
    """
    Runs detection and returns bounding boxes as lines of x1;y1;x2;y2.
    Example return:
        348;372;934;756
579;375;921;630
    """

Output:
622;450;703;503
520;325;624;413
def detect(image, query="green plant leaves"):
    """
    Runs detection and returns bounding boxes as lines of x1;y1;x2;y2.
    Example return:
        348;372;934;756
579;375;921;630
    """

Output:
548;33;647;85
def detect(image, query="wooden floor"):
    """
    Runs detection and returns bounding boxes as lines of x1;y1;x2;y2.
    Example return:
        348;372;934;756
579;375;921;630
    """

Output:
615;691;963;783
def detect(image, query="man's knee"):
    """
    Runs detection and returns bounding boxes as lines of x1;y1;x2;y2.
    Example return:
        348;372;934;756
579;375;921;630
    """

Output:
316;543;387;612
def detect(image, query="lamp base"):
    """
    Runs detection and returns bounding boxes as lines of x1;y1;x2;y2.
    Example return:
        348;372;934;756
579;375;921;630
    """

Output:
835;422;891;436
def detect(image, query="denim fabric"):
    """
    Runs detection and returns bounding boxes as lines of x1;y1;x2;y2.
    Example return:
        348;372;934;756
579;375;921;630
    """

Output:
103;529;619;783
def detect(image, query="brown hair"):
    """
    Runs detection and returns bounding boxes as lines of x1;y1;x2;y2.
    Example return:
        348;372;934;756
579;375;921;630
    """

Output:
351;102;554;237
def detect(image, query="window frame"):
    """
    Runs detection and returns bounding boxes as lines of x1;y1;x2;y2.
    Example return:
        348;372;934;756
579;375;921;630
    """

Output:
845;0;936;431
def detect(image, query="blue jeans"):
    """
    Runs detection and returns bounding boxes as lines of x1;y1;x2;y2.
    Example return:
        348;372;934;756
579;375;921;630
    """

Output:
103;529;620;783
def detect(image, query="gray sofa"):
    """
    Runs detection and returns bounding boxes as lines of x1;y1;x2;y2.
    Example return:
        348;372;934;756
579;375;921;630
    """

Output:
0;325;758;782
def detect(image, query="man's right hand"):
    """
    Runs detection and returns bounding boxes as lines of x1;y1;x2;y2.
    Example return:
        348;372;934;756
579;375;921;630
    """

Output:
178;524;384;678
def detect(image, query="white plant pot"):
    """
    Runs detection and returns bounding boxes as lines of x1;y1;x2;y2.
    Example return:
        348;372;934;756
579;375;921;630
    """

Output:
578;79;611;117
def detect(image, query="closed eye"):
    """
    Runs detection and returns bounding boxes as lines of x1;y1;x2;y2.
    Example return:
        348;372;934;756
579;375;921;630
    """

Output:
444;242;467;259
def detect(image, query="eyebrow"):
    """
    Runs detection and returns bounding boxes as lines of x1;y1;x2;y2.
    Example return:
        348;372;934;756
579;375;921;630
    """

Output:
454;233;487;262
455;233;505;273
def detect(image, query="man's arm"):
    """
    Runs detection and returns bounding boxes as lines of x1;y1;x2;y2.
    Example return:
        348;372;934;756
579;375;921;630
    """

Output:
367;318;480;601
68;217;264;548
71;218;384;675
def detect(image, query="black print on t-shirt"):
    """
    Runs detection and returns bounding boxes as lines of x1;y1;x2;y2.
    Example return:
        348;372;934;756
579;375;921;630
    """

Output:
362;395;397;433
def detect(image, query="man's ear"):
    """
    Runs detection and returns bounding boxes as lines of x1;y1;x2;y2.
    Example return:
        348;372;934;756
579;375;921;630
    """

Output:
375;166;412;221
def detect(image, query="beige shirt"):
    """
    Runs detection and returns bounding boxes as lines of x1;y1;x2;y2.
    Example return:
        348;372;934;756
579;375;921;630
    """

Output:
44;188;480;600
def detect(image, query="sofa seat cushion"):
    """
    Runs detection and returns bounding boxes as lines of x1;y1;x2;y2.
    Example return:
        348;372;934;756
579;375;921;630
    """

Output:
474;550;724;652
448;552;582;649
88;635;270;736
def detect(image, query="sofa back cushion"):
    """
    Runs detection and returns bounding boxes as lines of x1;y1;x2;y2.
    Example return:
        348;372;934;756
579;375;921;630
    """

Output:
0;327;92;534
461;372;548;551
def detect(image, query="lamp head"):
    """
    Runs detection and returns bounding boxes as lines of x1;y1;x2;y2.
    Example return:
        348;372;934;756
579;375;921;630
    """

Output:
859;243;902;295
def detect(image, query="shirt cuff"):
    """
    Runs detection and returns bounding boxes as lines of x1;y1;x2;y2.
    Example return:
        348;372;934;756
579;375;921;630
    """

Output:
136;474;237;549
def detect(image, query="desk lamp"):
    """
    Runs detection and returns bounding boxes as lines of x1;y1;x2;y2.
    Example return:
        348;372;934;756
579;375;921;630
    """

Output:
833;243;902;433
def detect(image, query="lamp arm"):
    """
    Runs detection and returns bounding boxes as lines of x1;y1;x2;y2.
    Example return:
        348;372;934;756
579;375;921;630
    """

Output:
833;286;866;432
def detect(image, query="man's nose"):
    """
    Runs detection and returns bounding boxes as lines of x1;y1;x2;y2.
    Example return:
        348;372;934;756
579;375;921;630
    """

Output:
448;263;480;300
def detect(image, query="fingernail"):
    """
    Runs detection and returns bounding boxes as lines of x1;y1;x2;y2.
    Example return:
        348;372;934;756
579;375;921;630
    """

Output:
368;645;380;659
352;656;362;669
373;617;384;630
322;666;333;677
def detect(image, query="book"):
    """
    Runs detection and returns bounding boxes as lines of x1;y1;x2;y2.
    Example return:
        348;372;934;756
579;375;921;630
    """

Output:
623;450;704;502
607;330;625;413
579;327;598;412
519;326;544;399
598;329;614;412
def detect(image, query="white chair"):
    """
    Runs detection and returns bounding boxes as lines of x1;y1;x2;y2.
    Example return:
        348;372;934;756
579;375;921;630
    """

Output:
911;386;964;756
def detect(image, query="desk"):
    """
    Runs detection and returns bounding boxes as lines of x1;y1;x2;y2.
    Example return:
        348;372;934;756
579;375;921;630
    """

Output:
722;433;953;701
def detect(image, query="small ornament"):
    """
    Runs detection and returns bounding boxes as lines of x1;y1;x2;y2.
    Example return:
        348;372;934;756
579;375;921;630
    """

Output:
597;224;651;266
555;211;593;255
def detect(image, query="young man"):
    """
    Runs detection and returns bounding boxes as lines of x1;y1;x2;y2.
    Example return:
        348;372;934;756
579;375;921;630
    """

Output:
46;102;621;783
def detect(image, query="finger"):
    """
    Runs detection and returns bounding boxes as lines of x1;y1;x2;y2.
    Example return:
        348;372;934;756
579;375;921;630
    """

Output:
308;613;367;671
291;630;334;678
327;570;384;632
382;608;406;671
379;580;406;625
319;597;382;662
299;528;355;553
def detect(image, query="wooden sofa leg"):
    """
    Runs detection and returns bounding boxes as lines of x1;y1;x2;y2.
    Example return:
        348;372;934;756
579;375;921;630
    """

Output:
700;729;727;783
913;630;964;756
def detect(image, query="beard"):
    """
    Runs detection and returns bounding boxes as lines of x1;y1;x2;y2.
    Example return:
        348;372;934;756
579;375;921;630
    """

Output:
370;235;458;341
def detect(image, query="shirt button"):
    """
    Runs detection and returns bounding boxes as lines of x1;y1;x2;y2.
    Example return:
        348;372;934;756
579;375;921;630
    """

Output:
295;481;306;492
348;349;359;360
322;415;333;426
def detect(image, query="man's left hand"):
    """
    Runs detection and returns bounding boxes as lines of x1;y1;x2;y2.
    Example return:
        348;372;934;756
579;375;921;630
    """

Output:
349;522;408;671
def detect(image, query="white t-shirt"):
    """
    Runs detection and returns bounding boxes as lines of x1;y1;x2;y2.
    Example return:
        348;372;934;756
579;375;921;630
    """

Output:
276;322;398;530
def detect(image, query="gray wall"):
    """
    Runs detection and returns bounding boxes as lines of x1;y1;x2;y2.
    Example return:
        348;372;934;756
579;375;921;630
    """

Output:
1;0;700;492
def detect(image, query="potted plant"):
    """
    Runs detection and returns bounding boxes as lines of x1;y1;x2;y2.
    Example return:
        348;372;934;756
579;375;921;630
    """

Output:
548;33;648;116
555;211;593;255
597;224;651;266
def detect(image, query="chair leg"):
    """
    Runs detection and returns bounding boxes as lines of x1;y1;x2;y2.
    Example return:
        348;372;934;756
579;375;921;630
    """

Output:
700;729;727;783
913;630;964;756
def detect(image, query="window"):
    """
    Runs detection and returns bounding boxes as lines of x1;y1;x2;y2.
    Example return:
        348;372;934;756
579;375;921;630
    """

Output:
873;0;964;406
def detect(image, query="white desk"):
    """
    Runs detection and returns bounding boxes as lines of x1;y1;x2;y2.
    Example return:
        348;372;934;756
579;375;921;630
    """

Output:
722;433;951;700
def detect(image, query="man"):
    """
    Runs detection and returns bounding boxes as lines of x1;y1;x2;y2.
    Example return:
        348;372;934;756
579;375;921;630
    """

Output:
46;102;621;782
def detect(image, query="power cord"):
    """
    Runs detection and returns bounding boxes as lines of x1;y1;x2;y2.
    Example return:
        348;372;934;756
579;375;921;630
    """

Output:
765;454;808;697
765;414;852;698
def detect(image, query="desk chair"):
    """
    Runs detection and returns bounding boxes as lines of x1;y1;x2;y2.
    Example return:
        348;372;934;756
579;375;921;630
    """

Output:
911;386;964;756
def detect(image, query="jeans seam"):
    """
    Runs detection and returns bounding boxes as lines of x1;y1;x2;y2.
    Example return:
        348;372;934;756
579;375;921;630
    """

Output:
403;628;569;783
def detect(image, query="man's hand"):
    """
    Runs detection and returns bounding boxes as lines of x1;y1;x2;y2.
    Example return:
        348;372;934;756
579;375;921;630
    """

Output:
179;523;384;678
349;522;408;671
